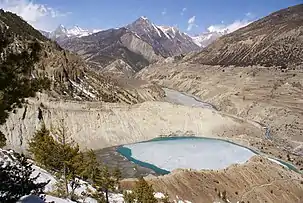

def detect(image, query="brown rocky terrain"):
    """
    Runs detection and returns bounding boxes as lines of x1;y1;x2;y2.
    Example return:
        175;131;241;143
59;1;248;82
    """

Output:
187;4;303;68
132;5;303;202
1;5;303;203
122;156;303;203
138;64;303;172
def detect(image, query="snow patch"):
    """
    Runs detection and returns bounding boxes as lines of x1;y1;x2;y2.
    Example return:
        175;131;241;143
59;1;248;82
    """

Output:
69;80;96;99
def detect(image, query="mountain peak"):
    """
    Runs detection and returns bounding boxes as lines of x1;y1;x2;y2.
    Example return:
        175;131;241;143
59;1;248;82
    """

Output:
139;16;148;20
133;16;151;25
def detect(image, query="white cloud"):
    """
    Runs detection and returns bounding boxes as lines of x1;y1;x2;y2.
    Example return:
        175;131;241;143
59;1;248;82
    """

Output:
245;12;252;17
188;16;195;24
181;7;187;15
0;0;70;31
207;19;251;33
161;8;167;16
187;15;198;31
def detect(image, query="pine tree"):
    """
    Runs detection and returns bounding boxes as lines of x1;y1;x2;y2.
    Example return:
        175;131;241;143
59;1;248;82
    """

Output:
133;177;157;203
0;153;48;203
28;123;60;171
51;118;83;200
0;22;50;203
123;177;158;203
91;165;122;203
123;191;136;203
81;149;100;181
29;120;84;200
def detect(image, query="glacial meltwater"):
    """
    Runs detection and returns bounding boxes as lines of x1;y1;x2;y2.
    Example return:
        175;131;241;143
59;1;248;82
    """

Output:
117;137;257;174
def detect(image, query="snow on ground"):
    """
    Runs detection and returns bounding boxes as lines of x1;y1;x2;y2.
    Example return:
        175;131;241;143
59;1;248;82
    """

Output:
31;165;57;192
18;195;76;203
69;80;96;99
123;138;255;171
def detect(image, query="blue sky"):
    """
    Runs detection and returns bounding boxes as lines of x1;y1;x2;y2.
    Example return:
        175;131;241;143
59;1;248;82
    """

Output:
0;0;301;34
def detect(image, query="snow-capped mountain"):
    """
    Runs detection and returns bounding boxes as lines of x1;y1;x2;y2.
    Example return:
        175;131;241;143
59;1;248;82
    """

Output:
41;25;101;40
54;16;201;75
126;16;200;57
42;17;201;57
191;31;224;47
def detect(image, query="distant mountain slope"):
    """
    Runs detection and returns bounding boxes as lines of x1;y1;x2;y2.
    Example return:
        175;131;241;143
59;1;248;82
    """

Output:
188;4;303;67
126;17;200;57
53;17;200;74
0;10;164;104
59;27;162;73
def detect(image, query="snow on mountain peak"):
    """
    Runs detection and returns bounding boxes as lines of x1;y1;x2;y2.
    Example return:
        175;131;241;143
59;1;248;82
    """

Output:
45;25;103;39
191;31;223;47
139;16;148;20
157;25;180;39
67;25;90;37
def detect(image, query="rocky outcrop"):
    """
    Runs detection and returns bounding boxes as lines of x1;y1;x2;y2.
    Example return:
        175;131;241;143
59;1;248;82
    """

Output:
120;32;162;63
1;94;262;153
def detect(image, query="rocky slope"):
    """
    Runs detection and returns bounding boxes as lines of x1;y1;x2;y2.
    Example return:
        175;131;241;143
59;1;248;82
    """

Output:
57;17;201;75
0;9;164;104
59;27;163;74
127;17;200;57
122;156;303;203
187;4;303;67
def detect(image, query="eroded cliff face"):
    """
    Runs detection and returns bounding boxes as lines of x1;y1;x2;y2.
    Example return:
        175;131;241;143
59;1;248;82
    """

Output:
120;32;162;63
1;93;262;153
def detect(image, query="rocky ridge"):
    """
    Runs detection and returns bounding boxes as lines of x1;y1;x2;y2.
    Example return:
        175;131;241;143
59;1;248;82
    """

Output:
187;4;303;67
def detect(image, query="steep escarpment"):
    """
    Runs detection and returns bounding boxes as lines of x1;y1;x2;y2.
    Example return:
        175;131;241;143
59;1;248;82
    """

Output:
1;94;263;153
188;4;303;67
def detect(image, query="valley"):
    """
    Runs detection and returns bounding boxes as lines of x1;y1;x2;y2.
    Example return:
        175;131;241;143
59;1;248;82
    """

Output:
0;2;303;203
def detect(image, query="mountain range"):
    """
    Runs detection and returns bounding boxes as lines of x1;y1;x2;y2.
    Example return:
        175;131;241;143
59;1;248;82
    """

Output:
41;17;224;49
40;17;227;75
